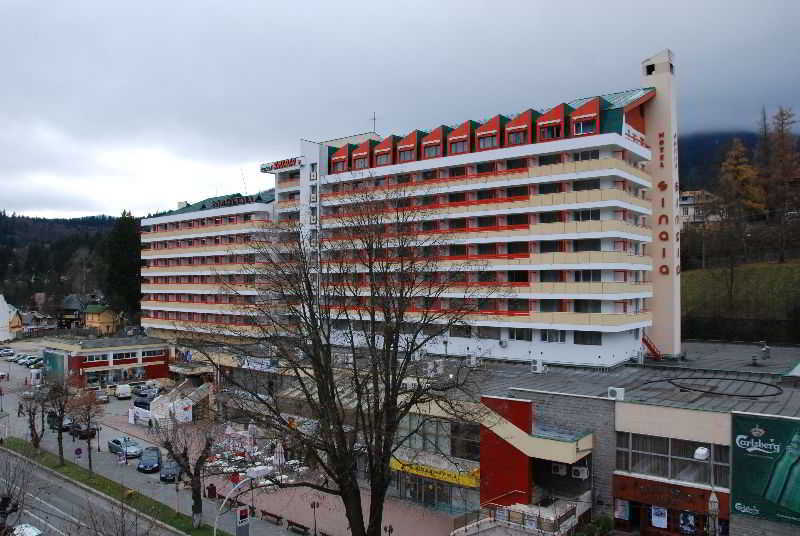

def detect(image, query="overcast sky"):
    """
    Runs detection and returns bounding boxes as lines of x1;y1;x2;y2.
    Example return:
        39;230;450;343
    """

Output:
2;1;798;219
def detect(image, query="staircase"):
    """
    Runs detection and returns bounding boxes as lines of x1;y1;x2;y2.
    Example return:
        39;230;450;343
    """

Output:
642;334;662;361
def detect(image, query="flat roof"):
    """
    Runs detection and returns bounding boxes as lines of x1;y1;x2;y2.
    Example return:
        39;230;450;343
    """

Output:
44;335;167;351
657;341;800;375
475;349;800;418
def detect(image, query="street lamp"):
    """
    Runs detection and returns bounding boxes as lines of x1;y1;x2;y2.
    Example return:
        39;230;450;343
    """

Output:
693;446;717;536
310;501;320;536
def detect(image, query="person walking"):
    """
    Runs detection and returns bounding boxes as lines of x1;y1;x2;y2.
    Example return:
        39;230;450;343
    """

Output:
17;402;23;417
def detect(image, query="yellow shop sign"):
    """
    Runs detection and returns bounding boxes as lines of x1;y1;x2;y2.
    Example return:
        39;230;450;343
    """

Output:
390;458;480;488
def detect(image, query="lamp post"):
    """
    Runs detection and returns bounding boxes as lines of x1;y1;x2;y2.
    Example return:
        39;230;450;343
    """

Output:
310;501;320;536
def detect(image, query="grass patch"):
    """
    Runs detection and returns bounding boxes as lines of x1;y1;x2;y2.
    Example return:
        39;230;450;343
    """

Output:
4;437;232;536
682;261;800;318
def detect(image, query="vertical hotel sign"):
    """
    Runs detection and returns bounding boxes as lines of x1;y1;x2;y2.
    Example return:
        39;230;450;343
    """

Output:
731;412;800;525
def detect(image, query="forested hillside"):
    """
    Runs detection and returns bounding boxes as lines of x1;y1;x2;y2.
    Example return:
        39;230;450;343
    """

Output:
678;131;758;191
0;212;116;312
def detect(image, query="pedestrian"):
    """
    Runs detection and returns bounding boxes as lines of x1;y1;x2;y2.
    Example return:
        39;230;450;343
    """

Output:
17;402;22;418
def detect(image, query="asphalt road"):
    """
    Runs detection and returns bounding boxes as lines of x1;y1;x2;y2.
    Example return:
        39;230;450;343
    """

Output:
2;341;286;536
1;449;174;536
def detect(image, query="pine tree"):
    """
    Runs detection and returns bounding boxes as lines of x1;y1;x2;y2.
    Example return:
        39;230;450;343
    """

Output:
102;211;141;320
768;107;800;263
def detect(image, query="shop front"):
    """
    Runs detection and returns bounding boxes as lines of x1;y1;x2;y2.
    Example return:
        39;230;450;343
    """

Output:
613;475;729;535
387;458;480;514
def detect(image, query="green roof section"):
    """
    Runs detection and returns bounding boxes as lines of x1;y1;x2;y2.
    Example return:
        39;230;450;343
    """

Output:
84;304;110;314
152;188;275;218
567;87;655;112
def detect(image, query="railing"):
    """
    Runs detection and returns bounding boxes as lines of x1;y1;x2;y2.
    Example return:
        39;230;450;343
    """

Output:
277;179;301;189
321;157;651;198
142;219;271;236
451;503;577;536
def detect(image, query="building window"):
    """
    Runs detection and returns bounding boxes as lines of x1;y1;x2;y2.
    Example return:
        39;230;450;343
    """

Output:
398;150;414;162
575;270;601;282
574;239;601;252
423;145;440;158
478;136;497;149
539;125;561;140
508;131;526;145
574;300;601;313
449;166;466;177
574;120;596;135
422;169;437;180
376;153;390;165
539;154;562;166
506;158;527;170
616;432;731;488
682;207;689;216
541;329;566;343
450;141;467;154
450;325;471;338
574;209;601;221
574;150;600;161
476;162;495;174
333;161;345;172
507;214;528;226
354;157;367;169
509;328;533;341
573;179;600;191
574;331;602;345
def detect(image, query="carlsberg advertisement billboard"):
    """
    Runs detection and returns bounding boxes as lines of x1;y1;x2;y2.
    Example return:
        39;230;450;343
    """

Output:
732;413;800;525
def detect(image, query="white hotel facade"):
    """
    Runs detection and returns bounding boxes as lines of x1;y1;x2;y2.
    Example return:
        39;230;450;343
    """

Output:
141;50;682;367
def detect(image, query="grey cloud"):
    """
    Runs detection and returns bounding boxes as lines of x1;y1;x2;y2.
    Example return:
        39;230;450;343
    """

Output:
1;0;798;216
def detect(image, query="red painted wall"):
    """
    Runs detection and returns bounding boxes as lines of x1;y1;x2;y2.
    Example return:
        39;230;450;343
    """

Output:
480;396;534;506
625;105;646;133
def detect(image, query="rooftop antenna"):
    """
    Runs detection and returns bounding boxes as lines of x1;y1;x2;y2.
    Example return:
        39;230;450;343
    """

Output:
369;112;378;133
240;168;248;195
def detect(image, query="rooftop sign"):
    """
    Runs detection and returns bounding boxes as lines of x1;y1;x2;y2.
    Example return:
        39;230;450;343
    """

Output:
211;196;256;208
260;157;299;173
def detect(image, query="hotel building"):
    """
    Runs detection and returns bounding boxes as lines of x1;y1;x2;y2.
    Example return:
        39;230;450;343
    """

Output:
260;50;682;366
139;190;276;341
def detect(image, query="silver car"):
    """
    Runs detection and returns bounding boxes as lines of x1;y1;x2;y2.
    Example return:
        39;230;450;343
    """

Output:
107;437;143;458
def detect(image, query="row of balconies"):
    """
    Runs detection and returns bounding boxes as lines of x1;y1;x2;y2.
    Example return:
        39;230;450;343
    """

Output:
323;220;651;243
322;305;652;327
140;281;651;297
321;190;650;224
321;157;651;197
141;308;651;329
141;218;271;240
140;252;653;275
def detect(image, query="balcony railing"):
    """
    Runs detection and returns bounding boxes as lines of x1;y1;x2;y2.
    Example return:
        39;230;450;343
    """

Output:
142;219;271;238
320;157;651;199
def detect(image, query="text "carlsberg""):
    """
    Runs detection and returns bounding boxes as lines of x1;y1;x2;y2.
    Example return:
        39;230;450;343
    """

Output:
736;435;781;455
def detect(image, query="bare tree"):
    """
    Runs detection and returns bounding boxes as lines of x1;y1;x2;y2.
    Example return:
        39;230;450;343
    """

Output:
68;392;104;474
153;417;217;529
0;452;30;535
71;497;157;536
43;382;72;466
21;396;45;453
184;186;491;536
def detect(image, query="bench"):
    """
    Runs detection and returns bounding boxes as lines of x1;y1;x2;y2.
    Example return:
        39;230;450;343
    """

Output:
287;520;310;535
260;511;283;525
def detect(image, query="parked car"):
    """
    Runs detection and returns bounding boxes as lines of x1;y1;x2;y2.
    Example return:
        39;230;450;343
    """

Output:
27;358;43;369
115;384;132;399
159;458;182;482
94;391;110;403
13;524;43;536
47;413;73;431
13;355;32;364
137;447;162;473
70;423;99;440
0;349;14;357
107;437;142;458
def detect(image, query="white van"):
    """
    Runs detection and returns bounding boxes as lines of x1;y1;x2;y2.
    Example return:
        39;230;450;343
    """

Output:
115;384;132;399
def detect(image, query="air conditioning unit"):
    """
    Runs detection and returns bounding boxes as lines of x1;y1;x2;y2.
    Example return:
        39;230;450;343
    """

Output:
530;359;546;374
499;339;508;348
551;463;568;476
607;387;625;401
466;355;481;368
571;467;590;480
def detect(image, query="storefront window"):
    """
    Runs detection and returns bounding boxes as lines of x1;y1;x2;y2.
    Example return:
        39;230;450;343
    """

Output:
390;472;477;514
616;432;730;488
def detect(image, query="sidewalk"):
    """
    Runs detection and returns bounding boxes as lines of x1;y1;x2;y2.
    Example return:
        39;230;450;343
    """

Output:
98;411;455;536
